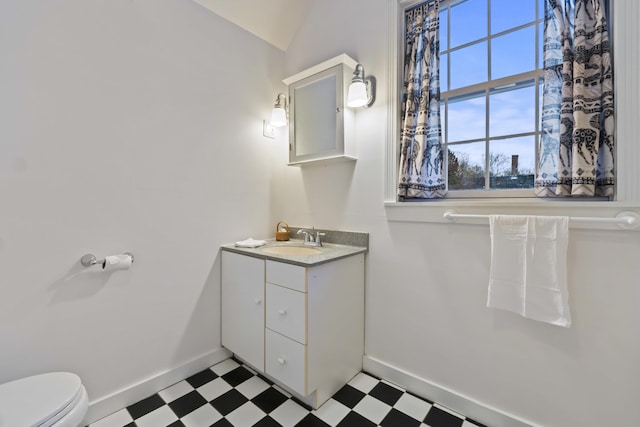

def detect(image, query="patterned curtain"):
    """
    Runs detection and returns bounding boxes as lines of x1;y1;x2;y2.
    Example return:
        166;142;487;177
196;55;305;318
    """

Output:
397;0;445;200
535;0;614;197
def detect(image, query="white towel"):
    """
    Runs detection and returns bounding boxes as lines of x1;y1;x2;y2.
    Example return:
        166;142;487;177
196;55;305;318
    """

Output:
235;238;267;248
487;215;571;327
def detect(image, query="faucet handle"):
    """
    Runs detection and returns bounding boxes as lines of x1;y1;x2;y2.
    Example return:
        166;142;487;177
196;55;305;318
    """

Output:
315;232;326;245
297;228;312;243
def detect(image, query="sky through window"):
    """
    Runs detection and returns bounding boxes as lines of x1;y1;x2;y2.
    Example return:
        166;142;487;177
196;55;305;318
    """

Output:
438;0;544;192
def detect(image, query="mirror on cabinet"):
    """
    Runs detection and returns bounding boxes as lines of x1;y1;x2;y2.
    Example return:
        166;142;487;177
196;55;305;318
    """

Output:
283;55;358;166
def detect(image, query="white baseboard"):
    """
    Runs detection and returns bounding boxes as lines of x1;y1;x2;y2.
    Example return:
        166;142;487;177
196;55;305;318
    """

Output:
85;347;232;425
363;355;536;427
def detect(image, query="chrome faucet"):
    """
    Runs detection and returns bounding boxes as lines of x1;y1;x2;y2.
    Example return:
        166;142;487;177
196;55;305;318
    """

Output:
297;228;312;243
297;227;325;247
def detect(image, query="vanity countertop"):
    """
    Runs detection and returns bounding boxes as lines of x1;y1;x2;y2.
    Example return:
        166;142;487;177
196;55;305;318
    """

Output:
221;239;367;267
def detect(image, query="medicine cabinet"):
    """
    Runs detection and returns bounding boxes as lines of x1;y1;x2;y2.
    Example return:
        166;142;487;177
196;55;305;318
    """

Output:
283;54;358;166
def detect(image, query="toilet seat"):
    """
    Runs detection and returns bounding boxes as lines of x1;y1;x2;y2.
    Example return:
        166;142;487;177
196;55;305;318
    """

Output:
0;372;88;427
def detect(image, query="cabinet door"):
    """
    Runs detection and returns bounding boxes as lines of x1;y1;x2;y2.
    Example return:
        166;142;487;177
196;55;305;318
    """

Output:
288;65;345;164
291;67;340;159
221;251;265;371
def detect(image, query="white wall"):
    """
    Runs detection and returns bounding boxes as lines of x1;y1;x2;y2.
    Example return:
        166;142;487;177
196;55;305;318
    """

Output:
0;0;284;418
278;1;640;426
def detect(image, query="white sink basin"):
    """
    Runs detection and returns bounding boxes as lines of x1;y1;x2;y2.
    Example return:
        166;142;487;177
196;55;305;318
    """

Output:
261;245;322;256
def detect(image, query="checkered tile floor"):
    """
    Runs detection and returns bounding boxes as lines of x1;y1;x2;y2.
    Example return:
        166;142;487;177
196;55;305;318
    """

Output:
89;358;486;427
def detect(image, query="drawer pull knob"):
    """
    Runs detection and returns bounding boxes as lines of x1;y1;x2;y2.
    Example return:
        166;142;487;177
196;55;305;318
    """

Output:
255;299;262;305
278;309;287;316
277;357;287;365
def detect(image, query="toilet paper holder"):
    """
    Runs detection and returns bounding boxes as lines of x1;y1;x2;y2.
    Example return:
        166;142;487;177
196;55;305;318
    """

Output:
80;252;134;268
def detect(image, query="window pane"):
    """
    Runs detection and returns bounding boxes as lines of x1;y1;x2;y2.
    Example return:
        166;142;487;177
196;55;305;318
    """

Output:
491;26;535;80
489;137;535;189
440;53;448;91
489;81;535;137
448;91;486;142
440;9;448;50
491;0;535;34
448;142;486;190
450;0;487;48
450;42;487;89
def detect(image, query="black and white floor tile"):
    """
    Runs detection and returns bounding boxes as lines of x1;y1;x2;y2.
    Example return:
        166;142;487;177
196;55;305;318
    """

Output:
89;359;487;427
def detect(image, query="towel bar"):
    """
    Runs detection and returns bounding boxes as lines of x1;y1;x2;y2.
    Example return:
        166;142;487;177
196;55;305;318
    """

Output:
443;210;640;230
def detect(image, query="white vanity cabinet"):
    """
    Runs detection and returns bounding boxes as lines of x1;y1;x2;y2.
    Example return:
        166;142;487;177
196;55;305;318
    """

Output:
220;250;365;409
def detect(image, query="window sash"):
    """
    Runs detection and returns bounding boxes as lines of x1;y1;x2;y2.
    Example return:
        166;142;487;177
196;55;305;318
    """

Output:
439;0;543;197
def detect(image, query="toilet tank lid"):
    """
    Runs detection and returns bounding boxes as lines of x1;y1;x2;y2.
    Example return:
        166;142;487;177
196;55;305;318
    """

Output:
0;372;83;426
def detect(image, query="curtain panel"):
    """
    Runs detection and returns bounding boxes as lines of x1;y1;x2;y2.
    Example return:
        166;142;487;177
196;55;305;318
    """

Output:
397;0;446;200
536;0;614;197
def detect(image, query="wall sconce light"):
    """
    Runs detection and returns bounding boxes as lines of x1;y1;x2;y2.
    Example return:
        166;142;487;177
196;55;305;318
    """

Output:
347;63;375;108
270;93;288;127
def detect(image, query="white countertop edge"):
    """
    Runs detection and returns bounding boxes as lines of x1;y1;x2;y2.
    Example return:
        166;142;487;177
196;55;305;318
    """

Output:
221;240;367;267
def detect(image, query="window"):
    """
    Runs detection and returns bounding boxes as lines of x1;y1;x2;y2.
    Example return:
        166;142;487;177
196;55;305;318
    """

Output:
438;0;544;197
397;0;616;201
386;0;640;215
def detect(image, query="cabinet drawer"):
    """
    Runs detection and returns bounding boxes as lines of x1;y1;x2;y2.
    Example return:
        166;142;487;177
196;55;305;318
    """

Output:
266;260;306;292
265;329;306;396
266;283;306;344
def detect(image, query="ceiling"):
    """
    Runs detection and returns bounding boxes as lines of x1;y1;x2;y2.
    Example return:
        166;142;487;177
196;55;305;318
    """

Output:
191;0;311;51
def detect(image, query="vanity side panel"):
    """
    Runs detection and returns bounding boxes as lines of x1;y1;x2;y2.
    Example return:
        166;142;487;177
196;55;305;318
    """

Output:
307;254;365;404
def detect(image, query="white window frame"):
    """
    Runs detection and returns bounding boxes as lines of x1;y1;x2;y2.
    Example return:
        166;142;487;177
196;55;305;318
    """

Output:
384;0;640;229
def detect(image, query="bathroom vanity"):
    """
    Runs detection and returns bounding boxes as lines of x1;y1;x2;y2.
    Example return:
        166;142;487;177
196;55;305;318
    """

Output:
220;237;366;409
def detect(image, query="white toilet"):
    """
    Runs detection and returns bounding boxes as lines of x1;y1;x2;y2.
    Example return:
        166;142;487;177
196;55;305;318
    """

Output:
0;372;88;427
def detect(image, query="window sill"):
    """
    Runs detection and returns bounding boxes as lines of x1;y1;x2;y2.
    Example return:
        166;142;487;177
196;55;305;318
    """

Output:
384;199;640;231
